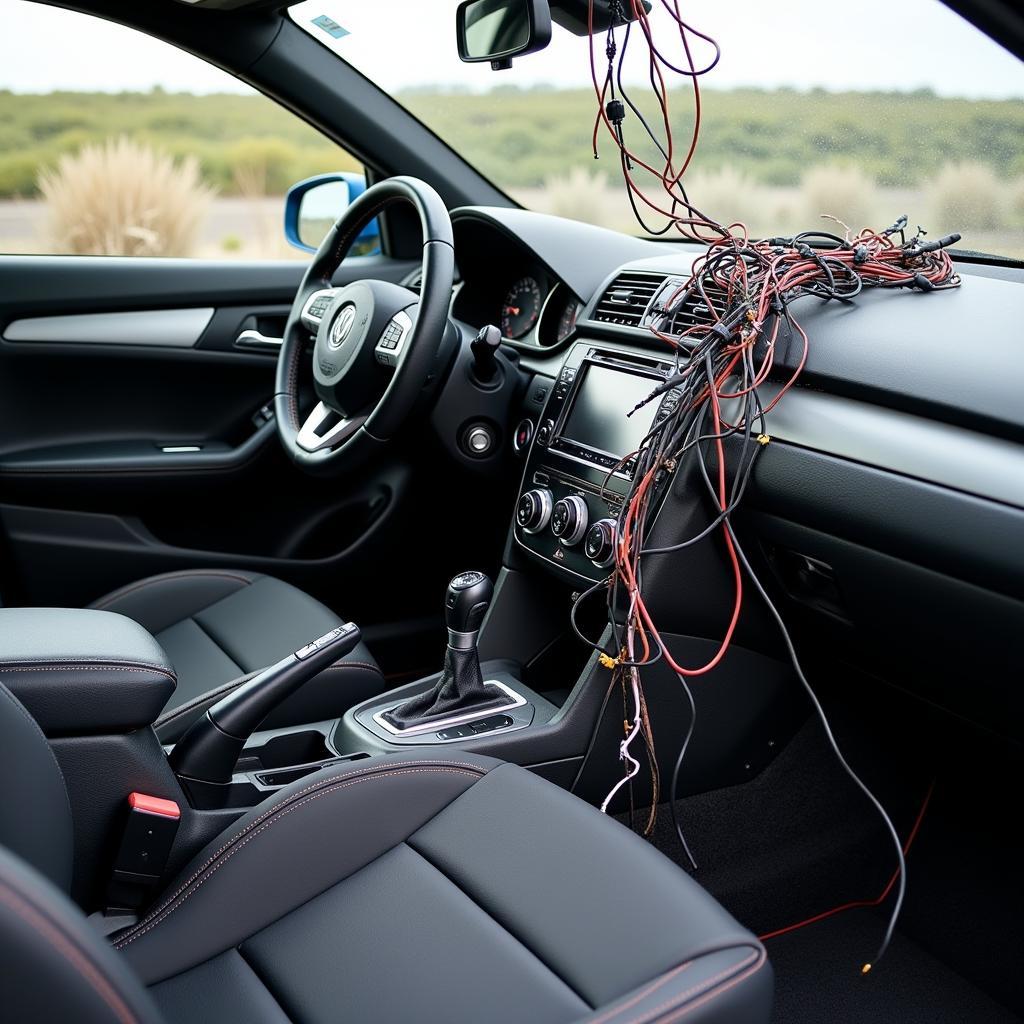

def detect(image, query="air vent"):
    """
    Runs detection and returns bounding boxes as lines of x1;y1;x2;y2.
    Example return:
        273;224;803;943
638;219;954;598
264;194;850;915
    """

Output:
645;276;733;337
593;271;668;328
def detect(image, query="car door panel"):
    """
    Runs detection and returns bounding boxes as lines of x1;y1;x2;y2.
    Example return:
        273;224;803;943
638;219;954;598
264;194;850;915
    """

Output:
0;252;424;616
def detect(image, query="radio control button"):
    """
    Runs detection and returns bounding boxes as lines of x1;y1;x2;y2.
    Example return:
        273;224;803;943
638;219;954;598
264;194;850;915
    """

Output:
585;518;618;568
517;489;553;534
551;496;589;547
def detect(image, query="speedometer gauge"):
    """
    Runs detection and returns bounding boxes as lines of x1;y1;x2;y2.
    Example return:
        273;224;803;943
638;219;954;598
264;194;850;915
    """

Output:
501;277;542;339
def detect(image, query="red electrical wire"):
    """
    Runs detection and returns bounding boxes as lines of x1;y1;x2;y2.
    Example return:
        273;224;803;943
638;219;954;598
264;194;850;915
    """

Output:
758;781;936;942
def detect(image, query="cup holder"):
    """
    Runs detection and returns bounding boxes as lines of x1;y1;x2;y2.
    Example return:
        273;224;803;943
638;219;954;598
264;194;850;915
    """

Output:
235;730;334;773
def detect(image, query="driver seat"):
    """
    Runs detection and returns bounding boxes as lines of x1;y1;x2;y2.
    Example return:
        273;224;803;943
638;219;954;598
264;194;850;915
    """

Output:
88;569;385;741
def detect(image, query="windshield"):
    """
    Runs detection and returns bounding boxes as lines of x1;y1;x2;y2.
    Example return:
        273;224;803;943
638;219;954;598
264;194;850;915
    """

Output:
292;0;1024;260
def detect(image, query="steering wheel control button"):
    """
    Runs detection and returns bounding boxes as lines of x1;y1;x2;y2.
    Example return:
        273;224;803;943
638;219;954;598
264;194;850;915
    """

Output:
513;418;534;453
300;289;337;332
585;518;619;568
462;423;495;458
517;488;553;534
374;309;412;368
536;418;555;447
551;495;589;546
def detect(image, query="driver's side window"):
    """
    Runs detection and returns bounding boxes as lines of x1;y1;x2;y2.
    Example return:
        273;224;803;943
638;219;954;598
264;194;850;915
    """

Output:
0;0;365;260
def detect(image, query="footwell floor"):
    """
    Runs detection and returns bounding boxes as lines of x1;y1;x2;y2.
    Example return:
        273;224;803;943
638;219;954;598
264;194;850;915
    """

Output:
765;910;1021;1024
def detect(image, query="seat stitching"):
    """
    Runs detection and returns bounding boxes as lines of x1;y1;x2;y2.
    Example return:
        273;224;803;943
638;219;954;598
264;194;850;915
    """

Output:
2;661;175;682
0;882;141;1024
405;841;593;1010
154;674;260;727
584;961;694;1024
114;766;483;950
114;760;486;942
91;571;254;610
617;950;763;1024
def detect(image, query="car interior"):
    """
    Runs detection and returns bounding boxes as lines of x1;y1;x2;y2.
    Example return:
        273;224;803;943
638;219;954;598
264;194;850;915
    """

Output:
0;0;1022;1022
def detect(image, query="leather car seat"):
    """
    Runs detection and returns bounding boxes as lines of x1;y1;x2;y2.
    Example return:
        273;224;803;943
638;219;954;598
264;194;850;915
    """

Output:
0;679;772;1023
87;569;385;741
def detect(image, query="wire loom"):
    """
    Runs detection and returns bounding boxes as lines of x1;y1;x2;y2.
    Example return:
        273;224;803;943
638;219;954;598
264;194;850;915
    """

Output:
572;0;963;974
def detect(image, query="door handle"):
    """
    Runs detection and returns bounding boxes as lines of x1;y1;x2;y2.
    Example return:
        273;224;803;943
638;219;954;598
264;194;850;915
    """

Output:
234;329;283;352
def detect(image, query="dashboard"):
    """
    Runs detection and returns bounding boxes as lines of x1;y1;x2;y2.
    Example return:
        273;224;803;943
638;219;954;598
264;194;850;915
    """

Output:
446;205;1024;738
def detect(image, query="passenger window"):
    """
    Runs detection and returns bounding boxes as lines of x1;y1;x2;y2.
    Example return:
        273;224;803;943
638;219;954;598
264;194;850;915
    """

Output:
0;0;365;259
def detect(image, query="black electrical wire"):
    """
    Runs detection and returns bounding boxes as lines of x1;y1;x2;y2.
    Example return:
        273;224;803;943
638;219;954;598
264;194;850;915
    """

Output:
689;409;908;972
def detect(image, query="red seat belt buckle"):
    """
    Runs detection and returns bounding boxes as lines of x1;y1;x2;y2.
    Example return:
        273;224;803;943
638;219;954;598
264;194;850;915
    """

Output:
107;792;181;912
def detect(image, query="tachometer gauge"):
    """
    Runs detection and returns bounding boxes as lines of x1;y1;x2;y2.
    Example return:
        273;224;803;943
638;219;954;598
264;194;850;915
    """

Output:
556;299;581;343
501;277;542;339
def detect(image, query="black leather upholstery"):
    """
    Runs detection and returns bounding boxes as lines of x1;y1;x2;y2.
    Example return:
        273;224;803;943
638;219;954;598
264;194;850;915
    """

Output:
112;751;770;1024
89;570;385;741
0;681;74;890
0;608;176;735
0;672;771;1023
0;846;162;1024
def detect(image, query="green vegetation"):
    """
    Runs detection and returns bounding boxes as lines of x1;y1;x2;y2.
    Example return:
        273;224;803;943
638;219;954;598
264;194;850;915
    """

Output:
1;85;1022;199
1;85;1022;257
400;85;1024;190
0;88;359;197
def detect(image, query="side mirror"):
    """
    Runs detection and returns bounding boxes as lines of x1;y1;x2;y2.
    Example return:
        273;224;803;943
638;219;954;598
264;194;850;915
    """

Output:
283;173;381;255
456;0;552;70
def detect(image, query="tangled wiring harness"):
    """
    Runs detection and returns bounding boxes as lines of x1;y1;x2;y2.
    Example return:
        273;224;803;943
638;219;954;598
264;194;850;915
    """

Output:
571;0;964;973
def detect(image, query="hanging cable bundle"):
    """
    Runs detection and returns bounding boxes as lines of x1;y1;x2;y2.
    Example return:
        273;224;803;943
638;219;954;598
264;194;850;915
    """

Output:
577;0;963;973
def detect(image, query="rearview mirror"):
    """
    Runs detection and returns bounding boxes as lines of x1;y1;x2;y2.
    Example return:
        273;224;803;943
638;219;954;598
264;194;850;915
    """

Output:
283;173;380;255
456;0;552;69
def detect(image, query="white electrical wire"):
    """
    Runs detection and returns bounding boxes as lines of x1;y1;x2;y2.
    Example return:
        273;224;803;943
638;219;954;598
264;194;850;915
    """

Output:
600;596;644;813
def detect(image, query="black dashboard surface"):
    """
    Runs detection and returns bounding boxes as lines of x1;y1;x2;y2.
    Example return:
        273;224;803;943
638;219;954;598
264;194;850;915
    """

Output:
448;205;1024;735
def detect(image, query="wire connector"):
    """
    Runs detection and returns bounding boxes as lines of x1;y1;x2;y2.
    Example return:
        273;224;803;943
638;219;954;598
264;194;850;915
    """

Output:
598;652;620;669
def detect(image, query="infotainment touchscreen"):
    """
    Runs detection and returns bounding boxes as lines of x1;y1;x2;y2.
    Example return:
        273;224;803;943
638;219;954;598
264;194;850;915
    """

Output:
560;364;660;457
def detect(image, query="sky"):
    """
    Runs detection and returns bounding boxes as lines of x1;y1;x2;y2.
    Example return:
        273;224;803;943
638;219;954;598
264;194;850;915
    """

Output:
0;0;1022;98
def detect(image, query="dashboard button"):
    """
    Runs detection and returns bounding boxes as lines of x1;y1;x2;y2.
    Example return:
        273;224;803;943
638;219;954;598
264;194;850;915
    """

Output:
536;418;555;446
517;488;553;534
551;495;589;547
513;418;534;453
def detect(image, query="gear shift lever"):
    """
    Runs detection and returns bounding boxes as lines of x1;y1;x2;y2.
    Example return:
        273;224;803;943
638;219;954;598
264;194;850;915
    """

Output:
384;572;514;730
444;570;493;649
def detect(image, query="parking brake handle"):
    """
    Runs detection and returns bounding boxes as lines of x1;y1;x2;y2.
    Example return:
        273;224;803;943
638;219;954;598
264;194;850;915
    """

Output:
168;623;361;785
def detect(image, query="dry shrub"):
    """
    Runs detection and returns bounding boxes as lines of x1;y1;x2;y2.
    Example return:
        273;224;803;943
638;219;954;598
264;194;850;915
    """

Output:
38;137;213;256
536;167;612;224
682;166;769;233
1011;178;1024;226
927;162;1003;231
799;164;878;235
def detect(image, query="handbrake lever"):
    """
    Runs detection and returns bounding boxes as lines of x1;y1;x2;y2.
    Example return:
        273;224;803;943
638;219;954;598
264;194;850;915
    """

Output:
169;622;361;784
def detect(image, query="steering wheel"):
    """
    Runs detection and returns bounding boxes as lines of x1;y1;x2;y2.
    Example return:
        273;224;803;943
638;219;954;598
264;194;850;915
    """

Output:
275;176;455;473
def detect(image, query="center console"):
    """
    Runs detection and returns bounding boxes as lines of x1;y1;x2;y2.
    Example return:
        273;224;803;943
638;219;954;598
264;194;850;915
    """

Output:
514;343;684;583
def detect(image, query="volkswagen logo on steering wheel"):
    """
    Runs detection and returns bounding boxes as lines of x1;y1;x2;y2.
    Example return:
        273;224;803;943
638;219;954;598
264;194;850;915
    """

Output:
329;304;357;349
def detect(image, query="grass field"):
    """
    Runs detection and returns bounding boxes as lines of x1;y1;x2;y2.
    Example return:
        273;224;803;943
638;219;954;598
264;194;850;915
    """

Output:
1;86;1022;258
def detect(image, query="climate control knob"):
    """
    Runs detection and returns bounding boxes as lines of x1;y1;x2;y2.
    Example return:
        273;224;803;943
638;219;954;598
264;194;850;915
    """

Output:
551;495;589;547
516;488;553;534
584;518;618;568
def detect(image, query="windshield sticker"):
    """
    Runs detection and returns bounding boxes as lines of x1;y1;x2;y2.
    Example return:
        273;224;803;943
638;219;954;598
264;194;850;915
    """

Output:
311;15;349;40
